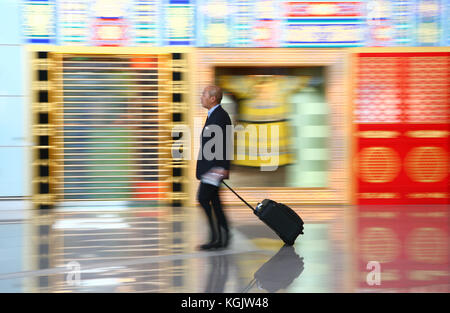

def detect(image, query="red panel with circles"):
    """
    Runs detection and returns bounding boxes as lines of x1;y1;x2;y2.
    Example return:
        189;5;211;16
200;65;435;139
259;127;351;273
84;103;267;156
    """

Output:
357;205;449;291
354;52;449;205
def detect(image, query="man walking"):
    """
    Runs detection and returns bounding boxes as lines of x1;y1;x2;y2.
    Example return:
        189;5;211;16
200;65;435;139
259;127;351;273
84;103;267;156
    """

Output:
196;85;232;250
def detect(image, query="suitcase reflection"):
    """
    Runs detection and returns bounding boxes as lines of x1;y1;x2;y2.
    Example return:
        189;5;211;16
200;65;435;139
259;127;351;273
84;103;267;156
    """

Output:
204;245;304;293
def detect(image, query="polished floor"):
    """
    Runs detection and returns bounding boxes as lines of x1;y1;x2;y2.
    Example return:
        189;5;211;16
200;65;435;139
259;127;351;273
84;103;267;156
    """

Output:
0;201;448;293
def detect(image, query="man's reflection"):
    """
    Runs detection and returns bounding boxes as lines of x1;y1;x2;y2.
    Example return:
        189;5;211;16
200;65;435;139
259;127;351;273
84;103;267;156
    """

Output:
204;254;230;293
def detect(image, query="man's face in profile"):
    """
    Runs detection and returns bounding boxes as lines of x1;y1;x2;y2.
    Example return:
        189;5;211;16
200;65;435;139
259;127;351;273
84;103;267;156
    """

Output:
201;87;214;109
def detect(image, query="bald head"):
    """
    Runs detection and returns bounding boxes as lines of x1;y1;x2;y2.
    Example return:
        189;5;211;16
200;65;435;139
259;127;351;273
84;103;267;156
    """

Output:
201;85;223;109
206;85;223;104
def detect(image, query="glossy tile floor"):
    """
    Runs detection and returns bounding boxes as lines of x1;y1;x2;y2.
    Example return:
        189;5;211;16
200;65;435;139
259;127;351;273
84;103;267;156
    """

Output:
0;201;448;293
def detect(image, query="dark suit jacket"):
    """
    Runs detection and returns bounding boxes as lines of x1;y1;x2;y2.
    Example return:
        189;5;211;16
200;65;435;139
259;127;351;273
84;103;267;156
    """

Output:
196;105;232;180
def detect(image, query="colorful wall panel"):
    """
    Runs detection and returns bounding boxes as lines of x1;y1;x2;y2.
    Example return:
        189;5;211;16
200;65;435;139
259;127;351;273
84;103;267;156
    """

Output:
252;0;282;47
196;0;232;47
19;0;450;47
390;0;416;47
230;0;255;47
282;1;366;47
90;0;130;46
366;0;448;47
131;0;162;46
57;0;91;45
446;0;450;46
162;0;196;46
23;0;57;44
415;0;446;47
353;51;450;205
57;0;163;46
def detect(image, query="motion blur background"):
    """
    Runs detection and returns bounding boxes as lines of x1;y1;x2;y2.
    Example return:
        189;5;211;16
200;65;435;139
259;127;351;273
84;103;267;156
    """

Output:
0;0;448;293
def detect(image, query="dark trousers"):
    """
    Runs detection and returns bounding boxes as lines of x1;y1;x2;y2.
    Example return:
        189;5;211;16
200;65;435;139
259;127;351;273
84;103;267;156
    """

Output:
197;182;229;241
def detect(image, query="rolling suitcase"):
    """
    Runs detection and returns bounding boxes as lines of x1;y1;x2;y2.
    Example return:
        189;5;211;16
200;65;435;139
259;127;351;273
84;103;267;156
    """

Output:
222;181;304;246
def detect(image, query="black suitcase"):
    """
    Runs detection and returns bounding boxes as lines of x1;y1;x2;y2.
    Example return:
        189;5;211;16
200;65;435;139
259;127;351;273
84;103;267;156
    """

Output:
222;181;304;246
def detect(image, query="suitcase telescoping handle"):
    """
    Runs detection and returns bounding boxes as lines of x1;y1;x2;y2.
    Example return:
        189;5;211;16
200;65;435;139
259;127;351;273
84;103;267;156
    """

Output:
222;180;256;213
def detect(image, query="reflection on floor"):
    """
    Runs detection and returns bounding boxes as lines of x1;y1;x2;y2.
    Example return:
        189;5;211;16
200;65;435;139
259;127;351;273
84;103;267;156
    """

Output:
0;201;448;293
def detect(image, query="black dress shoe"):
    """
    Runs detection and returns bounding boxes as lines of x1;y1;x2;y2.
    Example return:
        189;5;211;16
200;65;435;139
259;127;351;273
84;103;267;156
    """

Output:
216;227;230;249
198;240;221;251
